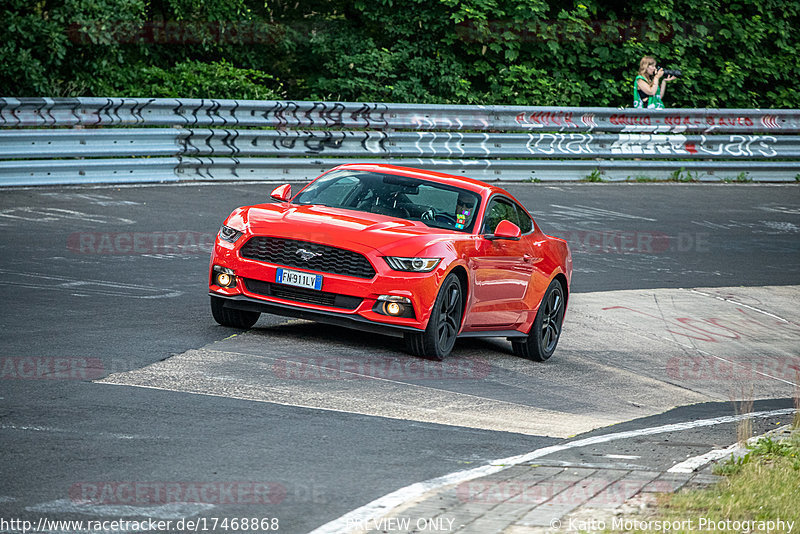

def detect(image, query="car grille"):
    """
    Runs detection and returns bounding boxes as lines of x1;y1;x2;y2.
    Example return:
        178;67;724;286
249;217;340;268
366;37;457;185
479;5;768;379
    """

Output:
242;278;363;310
239;237;375;279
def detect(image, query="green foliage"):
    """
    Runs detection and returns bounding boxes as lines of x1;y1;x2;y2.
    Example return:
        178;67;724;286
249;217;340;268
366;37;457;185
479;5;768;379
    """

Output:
582;168;604;182
98;59;284;99
1;0;148;95
714;435;800;476
1;0;798;107
722;171;753;183
668;167;699;182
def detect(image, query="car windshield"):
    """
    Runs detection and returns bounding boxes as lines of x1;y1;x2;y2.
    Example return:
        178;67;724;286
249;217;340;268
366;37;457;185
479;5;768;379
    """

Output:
293;170;481;232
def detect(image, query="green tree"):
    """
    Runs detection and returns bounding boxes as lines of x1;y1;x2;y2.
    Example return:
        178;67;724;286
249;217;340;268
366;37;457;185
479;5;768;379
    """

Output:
1;0;798;107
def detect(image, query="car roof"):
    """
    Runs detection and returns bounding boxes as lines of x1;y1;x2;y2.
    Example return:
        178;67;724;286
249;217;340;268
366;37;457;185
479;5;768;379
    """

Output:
330;163;509;198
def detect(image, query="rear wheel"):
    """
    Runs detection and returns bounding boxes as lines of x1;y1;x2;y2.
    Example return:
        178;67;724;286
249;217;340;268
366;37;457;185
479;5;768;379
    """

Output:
512;279;565;361
210;295;260;329
404;273;463;360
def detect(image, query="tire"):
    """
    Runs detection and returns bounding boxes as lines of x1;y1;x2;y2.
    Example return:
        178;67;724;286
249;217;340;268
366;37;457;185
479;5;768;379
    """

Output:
404;273;463;360
210;295;260;329
512;279;565;362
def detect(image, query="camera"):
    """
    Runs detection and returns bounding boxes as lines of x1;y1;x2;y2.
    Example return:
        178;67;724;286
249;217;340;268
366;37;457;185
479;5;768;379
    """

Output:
656;65;682;77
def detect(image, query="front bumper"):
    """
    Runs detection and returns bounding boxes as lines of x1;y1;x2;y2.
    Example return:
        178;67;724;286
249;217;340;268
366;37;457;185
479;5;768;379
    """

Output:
210;292;424;338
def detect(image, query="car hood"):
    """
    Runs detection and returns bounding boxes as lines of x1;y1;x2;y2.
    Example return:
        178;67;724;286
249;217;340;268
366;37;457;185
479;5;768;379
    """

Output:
233;203;459;254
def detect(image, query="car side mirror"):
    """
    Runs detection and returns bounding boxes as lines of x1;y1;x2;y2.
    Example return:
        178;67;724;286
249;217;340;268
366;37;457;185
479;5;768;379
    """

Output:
270;184;292;202
487;220;522;241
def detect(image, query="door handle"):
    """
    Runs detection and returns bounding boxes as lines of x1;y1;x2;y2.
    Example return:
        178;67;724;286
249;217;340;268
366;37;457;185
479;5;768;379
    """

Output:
523;254;533;262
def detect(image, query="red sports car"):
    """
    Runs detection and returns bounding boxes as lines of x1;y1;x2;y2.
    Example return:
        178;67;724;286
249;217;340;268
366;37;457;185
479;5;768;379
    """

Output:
209;164;572;361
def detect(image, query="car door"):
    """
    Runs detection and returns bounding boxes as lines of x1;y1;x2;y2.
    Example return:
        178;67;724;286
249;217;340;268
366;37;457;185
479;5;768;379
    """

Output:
466;196;537;328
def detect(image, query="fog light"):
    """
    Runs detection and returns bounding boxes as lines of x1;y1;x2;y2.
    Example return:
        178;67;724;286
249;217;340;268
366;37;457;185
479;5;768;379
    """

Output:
386;302;402;316
213;265;236;288
374;295;415;318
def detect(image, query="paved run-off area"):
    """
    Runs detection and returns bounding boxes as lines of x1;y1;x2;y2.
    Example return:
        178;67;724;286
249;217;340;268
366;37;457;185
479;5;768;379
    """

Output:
99;285;800;439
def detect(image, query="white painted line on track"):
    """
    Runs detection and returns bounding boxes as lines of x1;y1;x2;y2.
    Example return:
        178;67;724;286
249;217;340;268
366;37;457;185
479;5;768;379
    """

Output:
0;270;182;299
677;346;799;388
0;423;164;440
689;288;795;324
306;408;796;534
603;454;641;460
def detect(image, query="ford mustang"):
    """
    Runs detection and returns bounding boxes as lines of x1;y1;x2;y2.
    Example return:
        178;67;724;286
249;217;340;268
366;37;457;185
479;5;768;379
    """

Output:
209;164;572;361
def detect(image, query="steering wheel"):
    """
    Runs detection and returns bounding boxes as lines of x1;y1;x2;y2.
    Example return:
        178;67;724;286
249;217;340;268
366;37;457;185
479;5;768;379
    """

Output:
436;212;457;224
421;208;457;225
421;208;436;221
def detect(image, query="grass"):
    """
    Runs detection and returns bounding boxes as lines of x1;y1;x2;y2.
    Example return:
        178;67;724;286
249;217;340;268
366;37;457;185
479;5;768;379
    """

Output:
668;168;699;182
733;388;754;446
582;169;604;182
722;172;753;183
713;434;800;475
795;371;800;429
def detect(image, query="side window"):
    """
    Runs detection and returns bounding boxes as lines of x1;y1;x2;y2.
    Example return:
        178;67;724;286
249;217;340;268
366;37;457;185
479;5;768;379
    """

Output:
483;198;520;234
515;203;533;234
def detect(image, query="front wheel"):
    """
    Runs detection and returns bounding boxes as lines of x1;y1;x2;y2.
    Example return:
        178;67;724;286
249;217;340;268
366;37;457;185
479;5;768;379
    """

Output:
404;273;463;360
210;295;260;329
512;279;565;362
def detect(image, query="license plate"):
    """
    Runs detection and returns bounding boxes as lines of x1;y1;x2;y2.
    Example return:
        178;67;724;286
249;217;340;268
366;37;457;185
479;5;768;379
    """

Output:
275;268;323;290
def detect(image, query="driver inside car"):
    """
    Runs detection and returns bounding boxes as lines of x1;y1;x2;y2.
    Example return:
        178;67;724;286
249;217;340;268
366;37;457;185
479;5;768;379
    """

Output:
454;193;476;230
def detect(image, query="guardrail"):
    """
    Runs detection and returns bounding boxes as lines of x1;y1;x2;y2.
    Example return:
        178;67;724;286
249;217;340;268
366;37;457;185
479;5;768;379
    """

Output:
1;97;799;186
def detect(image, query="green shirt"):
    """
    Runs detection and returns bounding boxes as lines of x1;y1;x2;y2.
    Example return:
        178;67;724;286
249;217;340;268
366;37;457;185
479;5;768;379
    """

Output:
634;75;664;109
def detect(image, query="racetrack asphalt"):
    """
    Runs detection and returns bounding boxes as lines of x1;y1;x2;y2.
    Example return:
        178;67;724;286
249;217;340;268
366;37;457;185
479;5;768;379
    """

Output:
0;182;798;533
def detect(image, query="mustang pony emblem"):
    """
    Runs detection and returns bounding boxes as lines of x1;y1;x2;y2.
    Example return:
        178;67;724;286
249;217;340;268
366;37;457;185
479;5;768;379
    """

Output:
296;248;322;261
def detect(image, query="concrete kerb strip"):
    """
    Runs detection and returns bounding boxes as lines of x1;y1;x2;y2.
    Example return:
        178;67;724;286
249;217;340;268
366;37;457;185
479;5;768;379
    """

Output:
307;408;796;534
669;423;797;474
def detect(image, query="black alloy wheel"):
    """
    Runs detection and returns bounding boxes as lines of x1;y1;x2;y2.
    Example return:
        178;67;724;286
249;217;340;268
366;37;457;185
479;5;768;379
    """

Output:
512;279;565;361
404;273;463;361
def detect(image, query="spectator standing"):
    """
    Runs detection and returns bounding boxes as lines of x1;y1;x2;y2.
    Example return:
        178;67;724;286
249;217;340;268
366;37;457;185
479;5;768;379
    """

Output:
634;55;676;108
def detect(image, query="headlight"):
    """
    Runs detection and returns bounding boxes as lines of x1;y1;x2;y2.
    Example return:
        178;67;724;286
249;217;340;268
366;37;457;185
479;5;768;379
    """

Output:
383;257;441;272
219;225;243;243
